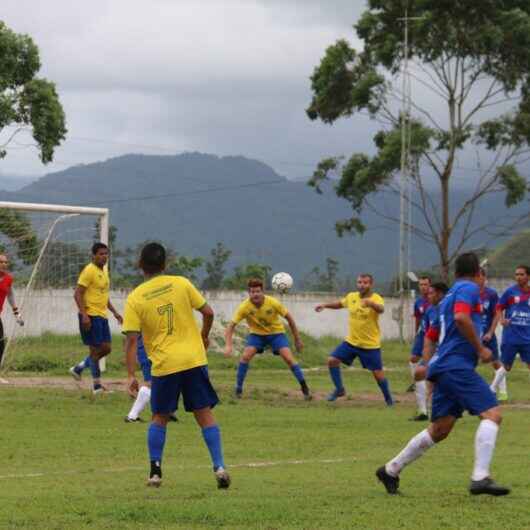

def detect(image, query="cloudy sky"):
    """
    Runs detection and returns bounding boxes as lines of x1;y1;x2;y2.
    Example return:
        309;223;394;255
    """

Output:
0;0;378;180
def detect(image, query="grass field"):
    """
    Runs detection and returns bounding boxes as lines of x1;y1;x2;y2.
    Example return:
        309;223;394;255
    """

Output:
1;335;529;529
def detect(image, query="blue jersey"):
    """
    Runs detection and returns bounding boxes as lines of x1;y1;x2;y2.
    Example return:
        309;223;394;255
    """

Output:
428;280;482;376
425;305;440;336
479;287;498;335
498;284;530;345
414;297;431;336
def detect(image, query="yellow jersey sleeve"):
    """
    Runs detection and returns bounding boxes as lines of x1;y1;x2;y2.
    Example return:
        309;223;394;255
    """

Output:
186;279;206;309
270;297;288;317
78;264;94;288
122;297;141;333
373;293;385;307
231;302;247;324
340;294;349;308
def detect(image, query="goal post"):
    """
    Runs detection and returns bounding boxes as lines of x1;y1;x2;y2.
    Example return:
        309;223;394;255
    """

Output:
0;200;110;374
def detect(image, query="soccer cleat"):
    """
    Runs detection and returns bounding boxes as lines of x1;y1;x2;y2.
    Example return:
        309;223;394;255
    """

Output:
234;387;243;399
469;477;510;496
497;391;508;402
301;381;312;401
214;467;231;489
147;461;162;487
168;413;179;422
69;366;82;381
409;413;429;421
326;388;346;401
406;383;416;393
92;384;109;395
124;416;144;423
376;466;400;495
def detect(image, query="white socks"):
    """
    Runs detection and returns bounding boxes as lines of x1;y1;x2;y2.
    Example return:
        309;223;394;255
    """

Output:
385;429;435;477
490;367;507;394
409;362;418;380
415;380;428;415
472;419;499;481
127;385;151;420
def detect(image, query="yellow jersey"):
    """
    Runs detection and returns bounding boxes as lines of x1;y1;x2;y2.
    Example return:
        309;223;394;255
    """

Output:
77;263;110;318
122;275;207;376
232;295;288;335
341;291;384;349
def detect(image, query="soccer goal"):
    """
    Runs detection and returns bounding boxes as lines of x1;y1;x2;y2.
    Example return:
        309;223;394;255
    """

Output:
0;201;110;375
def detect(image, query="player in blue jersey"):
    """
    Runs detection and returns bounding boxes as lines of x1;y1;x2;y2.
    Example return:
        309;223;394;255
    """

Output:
407;276;431;392
490;265;530;398
477;269;507;401
410;282;448;421
124;335;177;423
377;252;510;496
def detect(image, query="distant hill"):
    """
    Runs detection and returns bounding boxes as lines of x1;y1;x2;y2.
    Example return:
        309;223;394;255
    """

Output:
0;174;37;191
488;229;530;277
0;152;527;282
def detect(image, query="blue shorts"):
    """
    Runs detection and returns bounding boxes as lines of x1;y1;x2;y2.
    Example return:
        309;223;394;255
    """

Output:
483;335;499;361
79;315;111;347
501;343;530;367
411;333;424;358
246;333;290;355
137;338;151;382
430;369;498;421
330;341;383;371
151;366;219;413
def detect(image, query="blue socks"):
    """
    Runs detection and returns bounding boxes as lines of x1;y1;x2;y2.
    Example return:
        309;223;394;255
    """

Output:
89;356;101;379
329;365;344;391
377;378;394;405
290;364;305;384
202;424;225;471
148;423;167;462
236;362;249;391
75;355;91;373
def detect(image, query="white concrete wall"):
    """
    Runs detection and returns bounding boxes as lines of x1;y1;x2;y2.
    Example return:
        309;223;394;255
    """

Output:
4;289;413;341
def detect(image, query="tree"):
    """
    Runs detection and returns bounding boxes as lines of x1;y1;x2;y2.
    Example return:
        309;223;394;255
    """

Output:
302;257;340;291
0;209;38;264
307;1;530;279
202;242;232;290
166;255;204;283
223;263;272;290
0;21;66;163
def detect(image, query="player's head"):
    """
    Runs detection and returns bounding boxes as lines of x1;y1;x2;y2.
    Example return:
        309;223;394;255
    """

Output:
515;265;530;287
0;253;8;273
247;278;265;304
91;242;109;267
139;242;166;275
454;252;480;280
418;276;431;296
357;273;373;295
429;282;449;305
478;267;487;289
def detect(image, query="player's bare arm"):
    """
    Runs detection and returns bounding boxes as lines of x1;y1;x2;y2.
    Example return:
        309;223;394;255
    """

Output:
198;303;214;350
361;299;384;314
285;312;303;352
108;300;123;324
314;301;342;312
74;285;91;330
224;322;237;357
454;312;492;363
7;286;23;326
124;331;140;397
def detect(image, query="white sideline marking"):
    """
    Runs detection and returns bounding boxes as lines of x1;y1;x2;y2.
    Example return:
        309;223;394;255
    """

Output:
0;456;354;481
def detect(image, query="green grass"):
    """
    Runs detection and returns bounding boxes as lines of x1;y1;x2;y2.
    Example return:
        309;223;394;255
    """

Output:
1;335;530;529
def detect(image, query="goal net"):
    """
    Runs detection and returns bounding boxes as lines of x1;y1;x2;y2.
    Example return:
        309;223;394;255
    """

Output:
0;201;109;376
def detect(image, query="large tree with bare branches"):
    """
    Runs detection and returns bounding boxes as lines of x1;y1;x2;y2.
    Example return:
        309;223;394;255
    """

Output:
307;0;530;279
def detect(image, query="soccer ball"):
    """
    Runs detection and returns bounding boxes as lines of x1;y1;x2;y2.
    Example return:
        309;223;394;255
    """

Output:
272;272;293;293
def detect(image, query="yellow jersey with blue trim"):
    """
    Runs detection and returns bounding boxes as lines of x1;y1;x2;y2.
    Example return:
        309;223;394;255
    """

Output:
77;263;110;318
122;275;207;376
232;295;288;335
340;291;384;349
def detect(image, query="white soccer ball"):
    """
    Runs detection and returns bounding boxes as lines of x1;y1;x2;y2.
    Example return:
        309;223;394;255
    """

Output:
272;272;293;293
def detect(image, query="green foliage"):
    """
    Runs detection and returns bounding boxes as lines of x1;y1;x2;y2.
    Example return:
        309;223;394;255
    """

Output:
0;21;66;163
202;242;232;290
0;208;38;264
496;165;527;206
488;228;530;275
166;255;204;282
302;257;340;292
223;263;271;290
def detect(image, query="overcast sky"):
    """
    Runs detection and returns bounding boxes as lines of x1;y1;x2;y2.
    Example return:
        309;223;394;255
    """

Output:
0;0;379;180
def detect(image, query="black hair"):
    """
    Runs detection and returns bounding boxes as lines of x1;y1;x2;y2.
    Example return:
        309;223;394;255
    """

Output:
432;282;449;295
139;242;166;274
419;276;431;283
454;252;480;278
515;264;530;275
92;242;108;255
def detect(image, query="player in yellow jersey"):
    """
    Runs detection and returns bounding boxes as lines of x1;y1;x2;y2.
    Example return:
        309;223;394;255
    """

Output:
224;278;311;400
69;243;122;394
315;273;394;405
122;243;229;489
